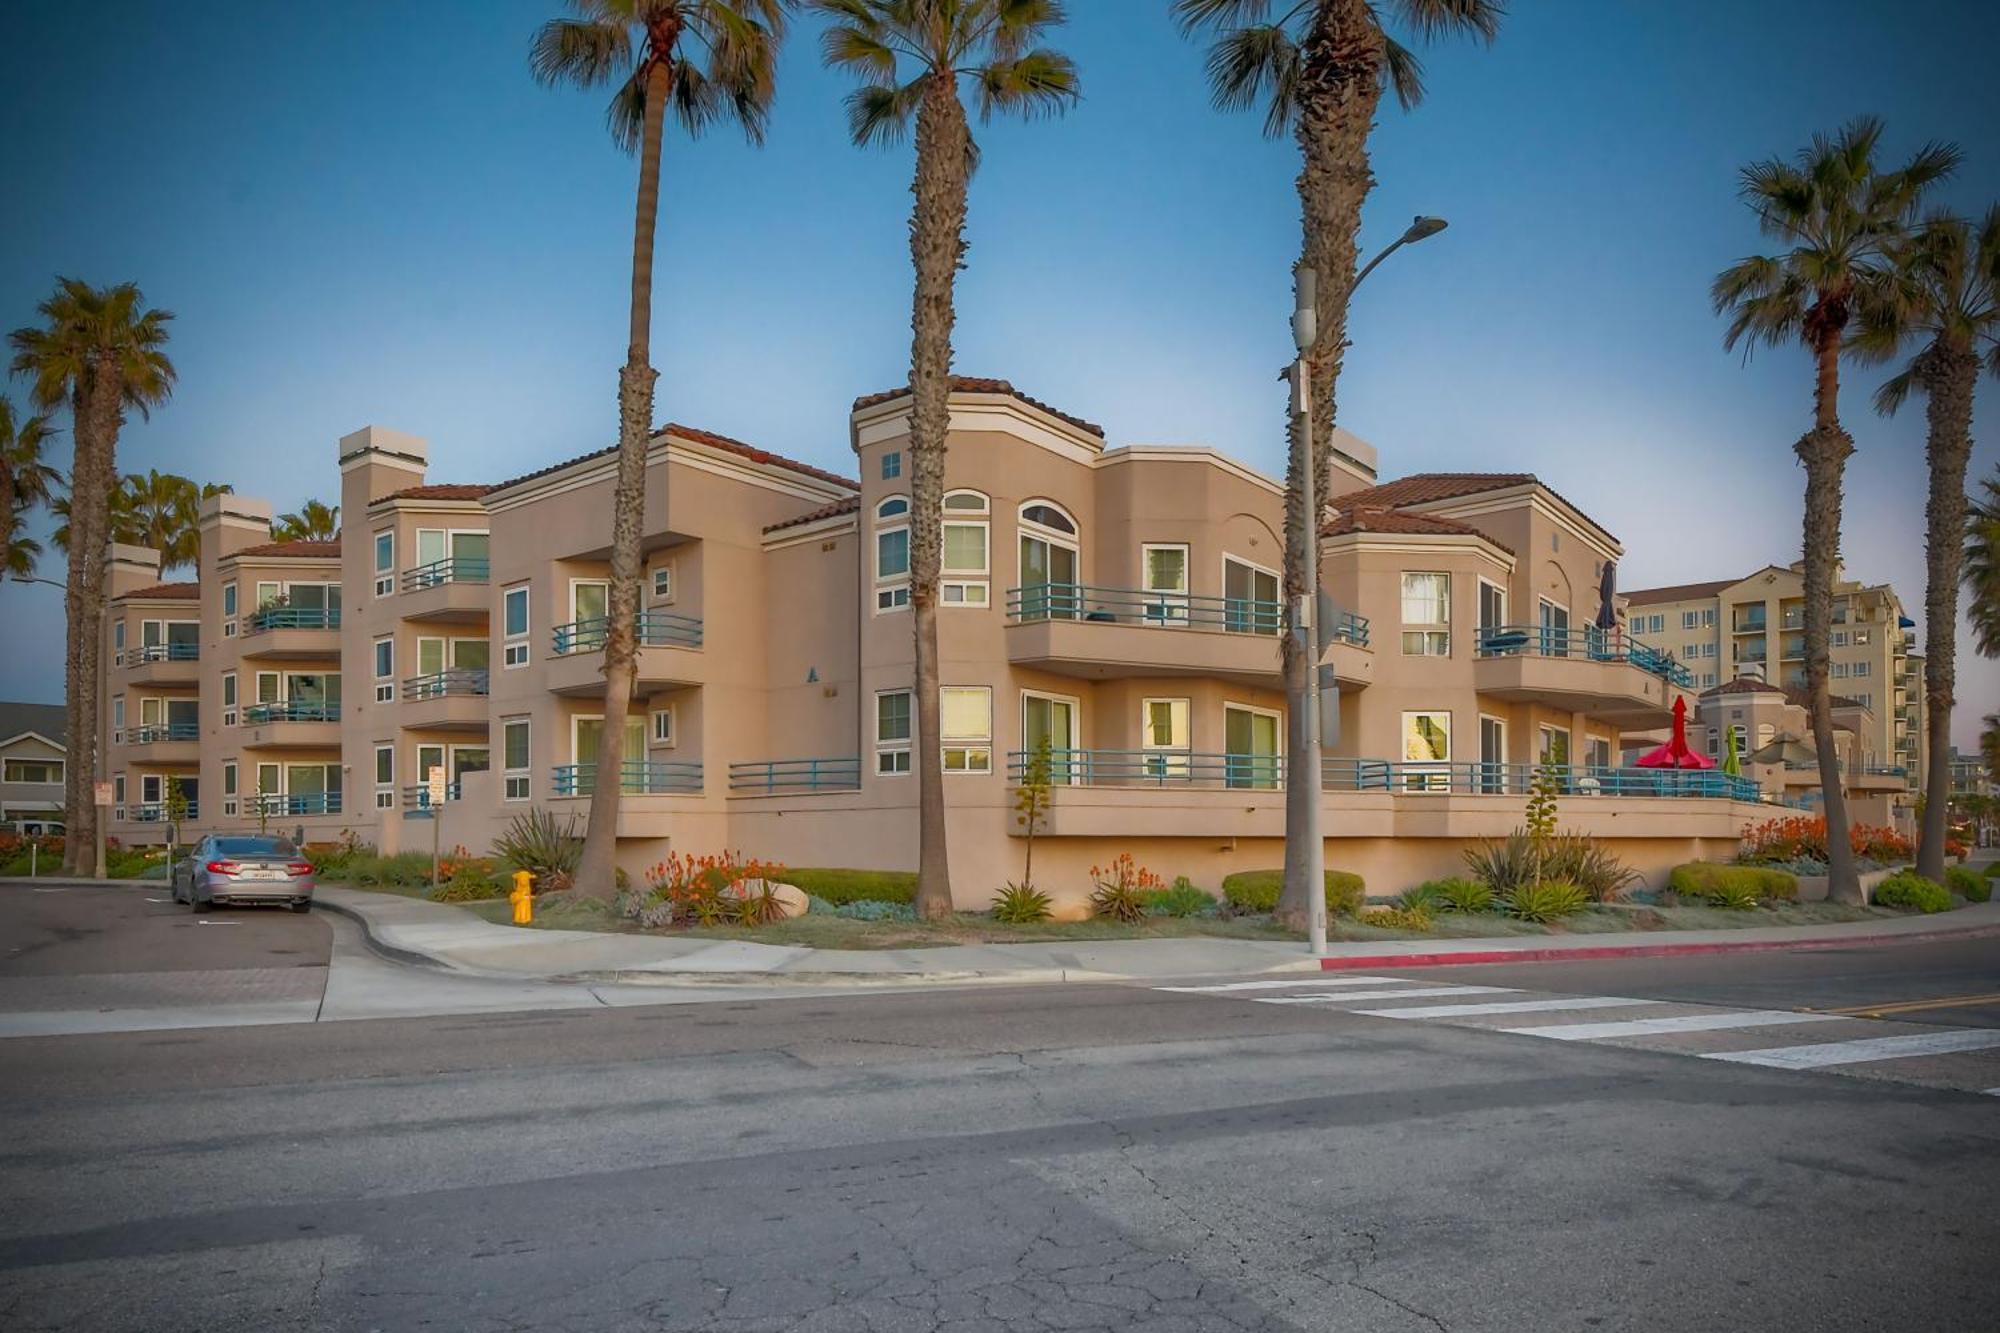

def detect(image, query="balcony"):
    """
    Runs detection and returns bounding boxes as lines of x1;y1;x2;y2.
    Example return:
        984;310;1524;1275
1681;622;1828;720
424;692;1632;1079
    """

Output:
552;760;703;796
1472;626;1692;728
241;701;341;750
120;642;200;686
124;721;200;764
1321;758;1760;802
248;792;342;818
1003;584;1371;689
729;757;862;795
398;557;490;625
546;611;705;696
400;782;462;818
241;607;342;661
399;669;491;732
1780;636;1806;661
129;801;199;824
1733;613;1767;633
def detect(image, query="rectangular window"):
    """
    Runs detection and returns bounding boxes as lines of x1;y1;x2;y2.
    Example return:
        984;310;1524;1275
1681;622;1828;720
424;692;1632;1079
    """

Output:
1477;579;1506;635
256;581;281;610
221;760;238;817
1142;545;1190;625
1854;629;1872;645
1141;697;1191;779
651;566;673;601
876;525;910;612
221;671;238;726
2;758;63;784
1856;692;1871;710
876;690;912;775
1852;661;1871;677
941;521;990;606
373;636;394;702
503;585;530;666
374;530;395;596
1539;725;1572;767
503;718;531;800
1224;703;1281;789
650;707;675;746
1682;610;1699;629
941;687;993;773
1702;643;1716;658
1403;710;1452;791
1223;556;1280;635
1831;631;1848;647
112;695;125;742
881;450;901;480
113;621;126;659
222;581;237;636
374;744;395;809
114;774;125;815
1831;662;1849;678
1401;572;1451;656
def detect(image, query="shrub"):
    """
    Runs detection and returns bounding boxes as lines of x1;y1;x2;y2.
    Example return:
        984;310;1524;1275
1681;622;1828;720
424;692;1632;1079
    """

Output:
341;851;436;888
1506;881;1588;923
1739;815;1915;866
1142;878;1216;918
1432;878;1495;914
1462;830;1535;896
1398;881;1447;912
1984;861;2000;879
1220;869;1366;915
991;883;1053;924
832;899;916;922
1873;871;1951;914
732;881;789;927
637;850;788;928
1357;905;1434;932
779;868;917;905
492;808;583;879
1545;835;1641;902
1669;863;1799;907
1089;853;1160;923
1943;865;1985;902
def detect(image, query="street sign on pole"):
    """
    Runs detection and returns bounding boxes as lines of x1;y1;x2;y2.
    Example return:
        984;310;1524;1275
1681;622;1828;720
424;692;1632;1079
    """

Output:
93;782;113;807
426;767;447;807
427;766;445;893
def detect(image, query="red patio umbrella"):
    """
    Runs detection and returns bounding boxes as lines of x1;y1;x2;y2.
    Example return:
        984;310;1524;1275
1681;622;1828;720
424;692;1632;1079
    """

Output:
1635;696;1715;770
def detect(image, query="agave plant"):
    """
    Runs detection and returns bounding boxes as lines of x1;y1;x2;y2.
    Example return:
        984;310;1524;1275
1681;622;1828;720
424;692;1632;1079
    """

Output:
493;807;584;878
1506;881;1588;924
991;882;1053;924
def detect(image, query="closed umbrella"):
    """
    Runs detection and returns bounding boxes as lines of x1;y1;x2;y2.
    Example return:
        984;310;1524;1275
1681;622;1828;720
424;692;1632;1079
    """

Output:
1636;696;1717;770
1597;561;1618;631
1722;727;1742;777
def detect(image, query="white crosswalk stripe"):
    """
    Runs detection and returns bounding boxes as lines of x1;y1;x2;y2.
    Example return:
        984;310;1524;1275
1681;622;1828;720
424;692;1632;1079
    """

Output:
1501;1010;1846;1041
1359;996;1657;1019
1705;1029;2000;1070
1156;976;1406;993
1254;985;1517;1005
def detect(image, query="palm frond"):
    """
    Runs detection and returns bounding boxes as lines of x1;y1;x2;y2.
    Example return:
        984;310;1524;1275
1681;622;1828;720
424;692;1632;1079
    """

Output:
821;21;900;85
973;48;1080;123
1387;0;1503;43
1201;24;1299;136
844;78;926;147
1871;366;1917;417
529;16;631;88
1169;0;1275;34
1380;33;1425;111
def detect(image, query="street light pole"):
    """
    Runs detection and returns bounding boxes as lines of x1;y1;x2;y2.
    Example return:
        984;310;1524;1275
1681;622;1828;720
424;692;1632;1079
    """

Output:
1353;215;1449;294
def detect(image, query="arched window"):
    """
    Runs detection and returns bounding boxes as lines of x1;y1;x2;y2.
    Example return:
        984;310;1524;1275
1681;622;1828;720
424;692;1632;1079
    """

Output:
941;490;989;606
1017;499;1080;621
943;490;989;513
874;496;910;613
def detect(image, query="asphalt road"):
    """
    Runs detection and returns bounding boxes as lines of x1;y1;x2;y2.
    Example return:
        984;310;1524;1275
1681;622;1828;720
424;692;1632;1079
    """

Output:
1;886;1997;1332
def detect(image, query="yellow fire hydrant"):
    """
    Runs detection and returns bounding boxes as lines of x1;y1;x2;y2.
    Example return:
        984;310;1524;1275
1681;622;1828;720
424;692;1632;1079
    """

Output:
510;869;535;925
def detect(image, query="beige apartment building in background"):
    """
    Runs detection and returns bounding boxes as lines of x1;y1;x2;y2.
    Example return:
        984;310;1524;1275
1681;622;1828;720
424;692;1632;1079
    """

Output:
95;380;1799;907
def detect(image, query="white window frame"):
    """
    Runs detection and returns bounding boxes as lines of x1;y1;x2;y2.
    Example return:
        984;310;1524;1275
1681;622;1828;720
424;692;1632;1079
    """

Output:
881;450;901;480
941;685;993;774
374;530;395;597
373;635;395;702
1020;689;1082;786
503;718;532;801
114;772;125;819
221;581;238;637
651;564;674;602
112;619;125;662
221;671;238;727
1476;577;1508;633
2;757;64;785
1852;660;1871;678
1141;543;1191;626
650;705;676;747
1221;553;1281;636
568;578;610;629
222;760;238;817
1682;610;1700;630
374;743;396;809
1401;571;1452;657
875;688;912;776
1402;709;1453;792
1140;696;1192;780
941;490;990;608
1477;713;1508;794
1223;701;1283;790
112;694;125;744
502;584;530;667
874;497;910;613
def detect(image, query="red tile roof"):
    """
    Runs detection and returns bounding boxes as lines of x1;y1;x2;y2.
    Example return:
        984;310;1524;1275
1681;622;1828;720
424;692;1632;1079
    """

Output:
1786;686;1871;713
1321;506;1511;552
231;539;341;559
1703;676;1785;696
117;581;200;601
375;484;494;504
852;377;1107;439
1624;578;1736;606
764;495;861;534
492;424;857;495
1328;473;1535;510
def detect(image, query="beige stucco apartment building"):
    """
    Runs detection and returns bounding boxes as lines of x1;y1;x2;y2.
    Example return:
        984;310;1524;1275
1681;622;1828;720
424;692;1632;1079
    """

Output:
1;702;68;834
96;380;1778;904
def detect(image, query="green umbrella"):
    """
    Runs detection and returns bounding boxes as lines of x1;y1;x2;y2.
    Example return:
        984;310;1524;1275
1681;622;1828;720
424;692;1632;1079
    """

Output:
1722;727;1743;778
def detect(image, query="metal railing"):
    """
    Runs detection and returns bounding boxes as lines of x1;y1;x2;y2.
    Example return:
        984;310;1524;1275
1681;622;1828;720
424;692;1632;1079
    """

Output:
248;792;342;816
400;782;463;817
130;801;198;822
245;607;341;633
128;722;198;744
1004;583;1300;639
551;760;703;796
400;556;490;592
552;610;704;655
401;668;490;700
729;757;862;794
123;643;199;664
243;701;341;725
1474;625;1694;688
1733;614;1767;633
1005;748;1284;790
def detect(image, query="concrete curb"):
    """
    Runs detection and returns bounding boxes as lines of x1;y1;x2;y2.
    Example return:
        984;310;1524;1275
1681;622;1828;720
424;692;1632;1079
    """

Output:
563;966;1118;989
310;894;466;974
1314;923;2000;971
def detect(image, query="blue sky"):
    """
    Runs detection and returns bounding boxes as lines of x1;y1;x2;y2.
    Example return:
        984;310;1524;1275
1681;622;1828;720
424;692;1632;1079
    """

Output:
3;0;1997;745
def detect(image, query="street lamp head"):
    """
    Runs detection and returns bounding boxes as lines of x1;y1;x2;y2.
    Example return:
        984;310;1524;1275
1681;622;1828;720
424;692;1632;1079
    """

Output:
1405;215;1449;242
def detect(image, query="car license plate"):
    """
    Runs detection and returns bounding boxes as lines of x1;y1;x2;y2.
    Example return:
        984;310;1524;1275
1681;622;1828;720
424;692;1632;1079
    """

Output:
242;867;285;881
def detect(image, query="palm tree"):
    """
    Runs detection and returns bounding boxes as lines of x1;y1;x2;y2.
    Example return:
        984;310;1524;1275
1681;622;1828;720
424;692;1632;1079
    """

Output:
1983;712;2000;787
273;497;340;542
1967;466;2000;656
1851;205;2000;879
121;470;230;568
1712;119;1955;904
10;279;175;876
532;0;792;898
3;530;43;581
1175;0;1501;925
1;396;62;565
811;0;1081;920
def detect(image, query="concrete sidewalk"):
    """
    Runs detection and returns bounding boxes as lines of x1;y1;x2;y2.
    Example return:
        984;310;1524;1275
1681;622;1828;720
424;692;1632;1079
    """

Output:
310;885;2000;987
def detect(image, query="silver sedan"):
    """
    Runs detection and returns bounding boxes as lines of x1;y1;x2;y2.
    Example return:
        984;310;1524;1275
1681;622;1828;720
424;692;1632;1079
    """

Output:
172;835;316;913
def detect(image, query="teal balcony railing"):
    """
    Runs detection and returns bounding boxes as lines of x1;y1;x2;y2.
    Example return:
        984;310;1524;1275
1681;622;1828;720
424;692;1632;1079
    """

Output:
401;556;490;592
400;782;463;817
130;801;198;822
552;760;703;796
245;607;341;633
1005;583;1302;639
1474;625;1695;688
729;757;862;794
551;611;704;655
243;701;341;724
128;721;198;744
250;791;342;817
401;668;490;700
1005;748;1283;790
1321;758;1759;801
125;642;199;664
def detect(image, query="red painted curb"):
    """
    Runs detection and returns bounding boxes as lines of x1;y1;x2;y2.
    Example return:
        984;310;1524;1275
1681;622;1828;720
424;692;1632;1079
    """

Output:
1317;923;2000;971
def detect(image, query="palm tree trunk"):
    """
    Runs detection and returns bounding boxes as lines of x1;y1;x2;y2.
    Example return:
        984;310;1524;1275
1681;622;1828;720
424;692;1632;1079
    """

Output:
66;367;120;878
0;470;17;566
1798;325;1859;903
1915;343;1979;880
576;55;669;899
907;76;972;922
1277;0;1379;928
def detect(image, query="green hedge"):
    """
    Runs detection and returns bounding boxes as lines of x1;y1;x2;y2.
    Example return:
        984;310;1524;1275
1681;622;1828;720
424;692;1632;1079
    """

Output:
1872;871;1951;914
1221;869;1365;915
1669;863;1799;904
1943;865;1987;903
779;868;917;906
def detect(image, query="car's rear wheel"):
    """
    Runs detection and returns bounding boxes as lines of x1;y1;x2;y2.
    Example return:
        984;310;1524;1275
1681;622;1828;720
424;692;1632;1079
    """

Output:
288;901;311;914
